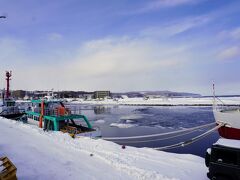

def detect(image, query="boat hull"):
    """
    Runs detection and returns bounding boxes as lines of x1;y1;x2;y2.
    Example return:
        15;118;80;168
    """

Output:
0;113;25;120
217;126;240;140
27;118;101;138
214;109;240;140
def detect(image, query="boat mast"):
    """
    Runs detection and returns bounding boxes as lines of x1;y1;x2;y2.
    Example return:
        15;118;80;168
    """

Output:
212;83;216;109
39;100;44;128
5;71;12;99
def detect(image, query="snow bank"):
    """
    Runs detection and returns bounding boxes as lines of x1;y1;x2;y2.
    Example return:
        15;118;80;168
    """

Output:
0;117;208;180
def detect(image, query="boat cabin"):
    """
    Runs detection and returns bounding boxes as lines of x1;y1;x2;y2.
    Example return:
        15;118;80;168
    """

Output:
205;138;240;180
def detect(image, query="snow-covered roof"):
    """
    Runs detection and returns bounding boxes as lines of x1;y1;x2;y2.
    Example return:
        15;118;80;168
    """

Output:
214;138;240;149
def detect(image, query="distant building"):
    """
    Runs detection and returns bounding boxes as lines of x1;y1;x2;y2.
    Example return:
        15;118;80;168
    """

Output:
83;93;94;100
93;91;111;99
12;90;26;99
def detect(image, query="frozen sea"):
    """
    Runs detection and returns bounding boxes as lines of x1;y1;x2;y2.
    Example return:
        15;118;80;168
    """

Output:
67;104;219;157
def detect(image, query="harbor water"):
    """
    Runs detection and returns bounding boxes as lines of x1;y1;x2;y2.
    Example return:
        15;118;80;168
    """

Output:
68;104;219;157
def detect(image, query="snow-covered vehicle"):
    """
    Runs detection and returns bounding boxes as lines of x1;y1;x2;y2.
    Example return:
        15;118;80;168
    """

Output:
205;138;240;180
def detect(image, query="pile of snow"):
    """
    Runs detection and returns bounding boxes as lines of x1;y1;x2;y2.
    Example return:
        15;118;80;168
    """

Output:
215;138;240;149
0;117;208;180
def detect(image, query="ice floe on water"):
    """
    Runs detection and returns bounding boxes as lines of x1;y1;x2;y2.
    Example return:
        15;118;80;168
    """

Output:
110;123;138;128
120;114;143;120
95;119;106;124
125;120;136;123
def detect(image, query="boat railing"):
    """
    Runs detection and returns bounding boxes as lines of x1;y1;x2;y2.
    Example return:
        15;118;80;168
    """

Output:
65;105;82;115
30;108;56;116
29;105;82;117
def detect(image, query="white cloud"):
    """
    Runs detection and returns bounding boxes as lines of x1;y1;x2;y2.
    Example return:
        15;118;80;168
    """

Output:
0;38;27;64
218;27;240;41
0;36;191;91
48;33;63;41
68;37;187;78
126;0;202;14
217;46;240;61
146;0;195;9
230;27;240;40
141;15;212;37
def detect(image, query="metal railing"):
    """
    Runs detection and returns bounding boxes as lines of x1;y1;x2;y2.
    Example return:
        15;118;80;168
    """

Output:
213;97;240;112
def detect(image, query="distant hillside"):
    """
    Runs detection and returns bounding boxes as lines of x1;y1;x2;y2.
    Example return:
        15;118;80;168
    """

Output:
11;90;201;99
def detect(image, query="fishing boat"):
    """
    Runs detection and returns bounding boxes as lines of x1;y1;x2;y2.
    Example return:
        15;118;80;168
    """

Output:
0;98;25;119
25;99;101;138
213;84;240;140
0;71;25;120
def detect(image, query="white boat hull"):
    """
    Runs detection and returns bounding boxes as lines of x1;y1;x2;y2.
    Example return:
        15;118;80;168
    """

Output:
213;109;240;140
213;109;240;129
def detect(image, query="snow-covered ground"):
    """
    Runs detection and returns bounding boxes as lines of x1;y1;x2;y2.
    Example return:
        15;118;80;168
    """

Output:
70;97;240;106
0;117;208;180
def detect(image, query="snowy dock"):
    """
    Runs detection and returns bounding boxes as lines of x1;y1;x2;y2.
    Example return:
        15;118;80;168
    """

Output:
0;117;208;180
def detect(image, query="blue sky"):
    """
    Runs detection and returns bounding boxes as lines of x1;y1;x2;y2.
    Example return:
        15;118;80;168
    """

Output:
0;0;240;95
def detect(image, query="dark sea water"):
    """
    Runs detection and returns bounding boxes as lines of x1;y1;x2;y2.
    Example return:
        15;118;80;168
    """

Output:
68;104;219;157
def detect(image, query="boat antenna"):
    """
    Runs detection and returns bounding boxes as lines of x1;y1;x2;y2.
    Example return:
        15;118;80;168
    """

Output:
213;83;215;97
212;82;216;109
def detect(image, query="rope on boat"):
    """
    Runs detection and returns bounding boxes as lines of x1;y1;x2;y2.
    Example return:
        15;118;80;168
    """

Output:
102;122;216;140
109;129;201;144
153;123;225;150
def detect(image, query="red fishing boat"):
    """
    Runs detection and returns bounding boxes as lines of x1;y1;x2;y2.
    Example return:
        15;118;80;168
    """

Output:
213;84;240;140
